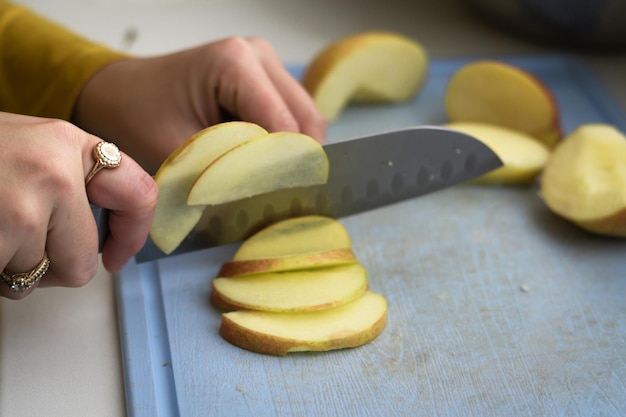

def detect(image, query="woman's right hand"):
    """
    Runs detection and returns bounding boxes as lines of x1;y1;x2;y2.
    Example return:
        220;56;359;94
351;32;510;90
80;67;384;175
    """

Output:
0;112;158;300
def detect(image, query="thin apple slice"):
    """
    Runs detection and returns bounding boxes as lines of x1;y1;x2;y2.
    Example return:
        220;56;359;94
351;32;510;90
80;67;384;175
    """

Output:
541;124;626;237
150;122;268;254
302;31;428;122
212;263;368;312
218;247;357;277
444;122;550;185
233;215;352;260
187;132;329;206
445;60;562;148
219;291;387;356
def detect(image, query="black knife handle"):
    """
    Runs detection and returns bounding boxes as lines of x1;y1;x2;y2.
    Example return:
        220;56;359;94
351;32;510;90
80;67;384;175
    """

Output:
90;204;110;253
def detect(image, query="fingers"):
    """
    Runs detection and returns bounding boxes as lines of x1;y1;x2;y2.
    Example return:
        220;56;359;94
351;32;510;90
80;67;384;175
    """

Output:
84;147;158;273
210;37;326;143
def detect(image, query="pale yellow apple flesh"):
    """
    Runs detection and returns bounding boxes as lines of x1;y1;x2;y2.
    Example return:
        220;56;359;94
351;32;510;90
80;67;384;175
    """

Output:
541;124;626;237
187;131;329;206
212;263;368;312
233;215;352;260
150;122;268;254
445;60;561;148
444;122;550;184
302;31;428;122
219;291;387;356
218;247;357;277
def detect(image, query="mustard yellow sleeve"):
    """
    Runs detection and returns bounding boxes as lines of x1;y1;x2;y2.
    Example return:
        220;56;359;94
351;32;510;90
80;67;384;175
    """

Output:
0;1;127;119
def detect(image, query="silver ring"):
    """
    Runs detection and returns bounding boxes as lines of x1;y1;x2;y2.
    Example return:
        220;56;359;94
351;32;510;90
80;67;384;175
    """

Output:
1;251;50;293
85;141;122;184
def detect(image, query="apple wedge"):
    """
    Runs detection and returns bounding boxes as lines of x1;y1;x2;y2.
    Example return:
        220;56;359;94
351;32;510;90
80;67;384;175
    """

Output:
302;31;428;122
444;122;550;185
187;132;329;206
540;124;626;237
219;291;387;356
212;263;368;312
150;122;268;254
445;60;562;148
218;247;357;277
233;215;352;260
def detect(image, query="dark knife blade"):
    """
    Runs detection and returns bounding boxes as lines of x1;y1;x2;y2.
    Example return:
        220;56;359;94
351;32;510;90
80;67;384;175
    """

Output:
91;126;501;263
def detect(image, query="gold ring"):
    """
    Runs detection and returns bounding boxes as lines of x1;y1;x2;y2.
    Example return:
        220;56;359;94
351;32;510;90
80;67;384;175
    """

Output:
1;251;50;293
85;141;122;185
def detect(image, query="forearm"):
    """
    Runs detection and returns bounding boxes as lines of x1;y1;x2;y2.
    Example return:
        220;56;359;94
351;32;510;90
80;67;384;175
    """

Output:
0;1;127;120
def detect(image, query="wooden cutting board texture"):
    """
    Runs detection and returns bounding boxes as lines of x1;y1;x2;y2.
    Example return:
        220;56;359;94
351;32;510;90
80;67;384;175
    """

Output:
116;56;626;417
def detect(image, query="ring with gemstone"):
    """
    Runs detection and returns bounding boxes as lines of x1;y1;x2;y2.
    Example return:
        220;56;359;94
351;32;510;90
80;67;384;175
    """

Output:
85;141;122;185
1;251;50;293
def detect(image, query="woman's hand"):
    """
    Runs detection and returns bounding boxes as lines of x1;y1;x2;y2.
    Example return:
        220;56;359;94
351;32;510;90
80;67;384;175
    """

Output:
73;36;327;174
0;112;158;299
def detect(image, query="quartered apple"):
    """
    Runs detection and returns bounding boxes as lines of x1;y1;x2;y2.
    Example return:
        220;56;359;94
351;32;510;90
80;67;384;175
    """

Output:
302;31;428;122
150;122;268;254
540;124;626;237
213;263;368;312
444;122;550;185
219;291;388;356
445;60;562;148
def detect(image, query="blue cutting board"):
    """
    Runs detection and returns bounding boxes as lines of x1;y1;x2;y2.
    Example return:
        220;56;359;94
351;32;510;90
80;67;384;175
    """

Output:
116;56;626;417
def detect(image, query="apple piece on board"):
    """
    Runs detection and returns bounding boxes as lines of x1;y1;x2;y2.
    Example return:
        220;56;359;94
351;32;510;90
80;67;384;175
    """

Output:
150;122;268;254
302;31;428;122
444;60;562;148
444;122;550;185
219;291;387;356
232;215;352;260
218;247;357;277
187;131;329;206
212;263;368;312
540;124;626;237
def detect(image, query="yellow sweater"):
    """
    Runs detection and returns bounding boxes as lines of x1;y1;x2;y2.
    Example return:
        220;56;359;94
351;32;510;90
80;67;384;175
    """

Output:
0;1;126;120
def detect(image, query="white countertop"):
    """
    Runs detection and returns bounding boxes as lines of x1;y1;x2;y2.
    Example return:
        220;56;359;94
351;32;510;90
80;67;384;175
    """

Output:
1;1;625;416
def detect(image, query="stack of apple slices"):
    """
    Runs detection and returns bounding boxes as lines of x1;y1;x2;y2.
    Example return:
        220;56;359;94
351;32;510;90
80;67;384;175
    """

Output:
211;215;388;356
149;121;329;255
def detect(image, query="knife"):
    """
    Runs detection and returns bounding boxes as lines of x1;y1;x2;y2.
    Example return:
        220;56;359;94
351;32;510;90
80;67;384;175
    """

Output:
91;126;502;263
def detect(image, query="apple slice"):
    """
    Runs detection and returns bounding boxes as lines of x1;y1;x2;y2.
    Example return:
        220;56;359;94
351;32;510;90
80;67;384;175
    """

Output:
150;122;268;254
540;124;626;237
187;132;329;206
212;263;368;312
444;60;562;148
233;215;352;260
302;31;428;122
444;122;550;185
219;291;387;356
218;247;357;277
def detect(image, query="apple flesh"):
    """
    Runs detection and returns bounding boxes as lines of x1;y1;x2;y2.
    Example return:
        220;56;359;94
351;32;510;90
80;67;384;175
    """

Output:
219;291;387;356
150;122;268;254
212;263;368;312
540;124;626;237
233;215;353;260
444;122;550;185
187;131;329;206
302;31;428;122
218;247;357;277
445;60;562;149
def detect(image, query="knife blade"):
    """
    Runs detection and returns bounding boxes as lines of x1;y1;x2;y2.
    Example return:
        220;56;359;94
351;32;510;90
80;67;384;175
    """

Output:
91;126;502;263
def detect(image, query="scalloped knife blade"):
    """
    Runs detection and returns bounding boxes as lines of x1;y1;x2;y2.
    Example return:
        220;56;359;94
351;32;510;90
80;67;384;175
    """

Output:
91;126;502;263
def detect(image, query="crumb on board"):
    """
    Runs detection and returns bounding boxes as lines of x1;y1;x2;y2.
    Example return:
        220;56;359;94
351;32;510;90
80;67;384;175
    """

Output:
436;293;448;300
236;385;245;392
520;284;530;293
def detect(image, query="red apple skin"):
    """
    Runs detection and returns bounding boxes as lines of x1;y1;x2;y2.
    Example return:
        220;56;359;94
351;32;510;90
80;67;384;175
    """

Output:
217;248;357;277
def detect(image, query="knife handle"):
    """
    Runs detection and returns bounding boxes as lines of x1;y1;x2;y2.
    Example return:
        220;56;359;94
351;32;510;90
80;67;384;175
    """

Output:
90;204;110;253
